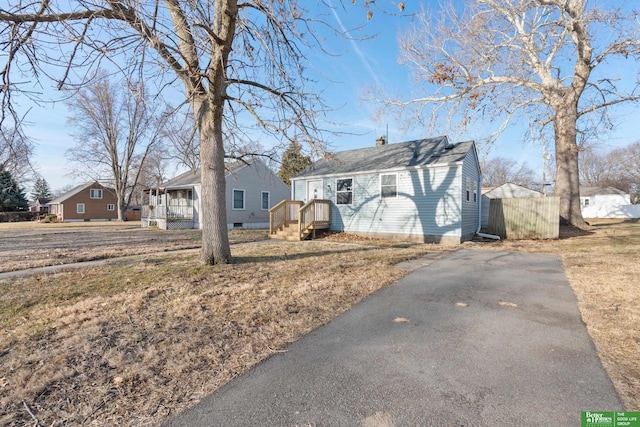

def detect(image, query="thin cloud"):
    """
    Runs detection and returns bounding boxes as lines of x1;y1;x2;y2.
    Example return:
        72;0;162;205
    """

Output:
328;2;383;89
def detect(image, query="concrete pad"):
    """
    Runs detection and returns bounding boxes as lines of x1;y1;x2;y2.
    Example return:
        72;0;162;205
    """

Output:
164;249;622;426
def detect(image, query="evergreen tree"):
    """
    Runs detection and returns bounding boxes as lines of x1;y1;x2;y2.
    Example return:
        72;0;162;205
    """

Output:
278;141;312;187
0;165;28;211
31;176;52;199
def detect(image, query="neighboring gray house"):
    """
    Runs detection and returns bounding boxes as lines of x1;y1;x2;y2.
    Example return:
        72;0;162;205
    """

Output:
142;158;290;230
283;136;481;244
580;186;640;218
481;183;543;228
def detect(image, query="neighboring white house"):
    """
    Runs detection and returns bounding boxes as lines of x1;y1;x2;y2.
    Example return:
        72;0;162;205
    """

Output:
580;186;640;218
481;183;543;228
142;158;290;230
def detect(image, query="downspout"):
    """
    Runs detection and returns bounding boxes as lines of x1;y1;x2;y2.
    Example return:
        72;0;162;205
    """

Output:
475;174;501;241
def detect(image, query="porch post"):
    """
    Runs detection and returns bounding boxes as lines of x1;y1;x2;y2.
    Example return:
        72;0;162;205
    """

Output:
285;200;289;224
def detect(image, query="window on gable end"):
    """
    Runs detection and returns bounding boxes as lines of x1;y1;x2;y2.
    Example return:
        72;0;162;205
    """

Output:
473;178;477;203
465;177;470;202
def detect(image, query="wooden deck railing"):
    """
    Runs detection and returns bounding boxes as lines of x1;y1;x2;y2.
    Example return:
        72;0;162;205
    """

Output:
269;200;303;235
298;199;331;239
142;204;194;220
270;199;330;239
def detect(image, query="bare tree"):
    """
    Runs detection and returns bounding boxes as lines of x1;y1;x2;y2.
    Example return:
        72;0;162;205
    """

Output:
578;141;613;186
66;73;163;221
382;0;640;226
0;1;392;264
611;142;640;204
128;145;170;206
0;125;33;182
481;156;537;189
162;109;200;171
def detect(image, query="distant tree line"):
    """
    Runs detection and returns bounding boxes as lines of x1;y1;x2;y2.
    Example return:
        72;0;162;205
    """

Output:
480;157;538;191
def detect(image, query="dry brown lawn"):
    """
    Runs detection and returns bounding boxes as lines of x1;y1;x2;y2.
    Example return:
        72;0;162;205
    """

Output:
0;223;266;273
0;220;637;426
0;227;447;426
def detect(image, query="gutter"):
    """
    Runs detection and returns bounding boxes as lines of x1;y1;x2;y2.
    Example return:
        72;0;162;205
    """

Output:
475;174;501;241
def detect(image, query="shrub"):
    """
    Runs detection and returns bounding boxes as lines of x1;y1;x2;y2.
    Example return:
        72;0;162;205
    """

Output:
0;211;37;222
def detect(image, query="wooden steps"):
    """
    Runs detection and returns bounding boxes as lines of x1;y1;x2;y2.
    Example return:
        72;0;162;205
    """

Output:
269;199;331;241
270;223;310;241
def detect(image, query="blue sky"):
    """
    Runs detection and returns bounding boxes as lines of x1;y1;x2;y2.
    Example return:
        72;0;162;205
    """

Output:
15;1;640;193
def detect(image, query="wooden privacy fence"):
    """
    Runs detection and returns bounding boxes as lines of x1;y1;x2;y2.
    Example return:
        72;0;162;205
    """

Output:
486;197;560;239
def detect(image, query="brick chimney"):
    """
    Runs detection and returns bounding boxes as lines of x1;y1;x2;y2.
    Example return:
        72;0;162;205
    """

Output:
376;135;387;146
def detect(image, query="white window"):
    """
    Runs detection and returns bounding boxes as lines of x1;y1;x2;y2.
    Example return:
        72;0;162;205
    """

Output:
380;173;398;198
336;178;353;205
473;180;477;203
465;177;471;202
261;191;270;210
107;204;115;211
233;189;245;210
77;203;85;214
90;189;103;199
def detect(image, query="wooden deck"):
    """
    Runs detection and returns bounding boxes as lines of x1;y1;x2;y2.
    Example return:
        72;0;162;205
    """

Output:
269;199;331;241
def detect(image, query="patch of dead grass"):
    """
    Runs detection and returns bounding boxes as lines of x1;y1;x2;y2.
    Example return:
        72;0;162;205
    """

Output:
468;218;640;410
0;240;441;426
0;225;267;273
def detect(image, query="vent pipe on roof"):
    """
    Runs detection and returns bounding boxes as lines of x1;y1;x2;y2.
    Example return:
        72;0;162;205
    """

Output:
376;135;387;146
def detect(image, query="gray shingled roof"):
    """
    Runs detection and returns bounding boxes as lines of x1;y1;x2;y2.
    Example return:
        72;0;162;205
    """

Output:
157;160;256;189
162;169;201;188
294;136;475;178
580;186;628;197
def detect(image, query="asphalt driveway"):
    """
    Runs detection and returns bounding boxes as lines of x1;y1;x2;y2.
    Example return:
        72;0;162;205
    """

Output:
164;248;622;426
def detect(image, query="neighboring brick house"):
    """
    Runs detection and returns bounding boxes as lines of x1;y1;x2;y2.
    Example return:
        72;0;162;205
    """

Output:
48;182;118;222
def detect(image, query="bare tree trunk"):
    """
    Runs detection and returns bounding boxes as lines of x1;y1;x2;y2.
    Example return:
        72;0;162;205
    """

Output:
193;0;236;265
196;100;232;264
117;194;126;221
554;103;586;227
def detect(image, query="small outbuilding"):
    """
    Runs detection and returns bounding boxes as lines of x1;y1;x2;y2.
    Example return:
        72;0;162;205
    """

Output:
580;186;640;218
481;183;543;228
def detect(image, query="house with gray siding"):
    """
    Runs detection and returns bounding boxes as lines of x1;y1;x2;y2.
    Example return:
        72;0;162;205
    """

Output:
142;158;290;230
282;136;481;243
